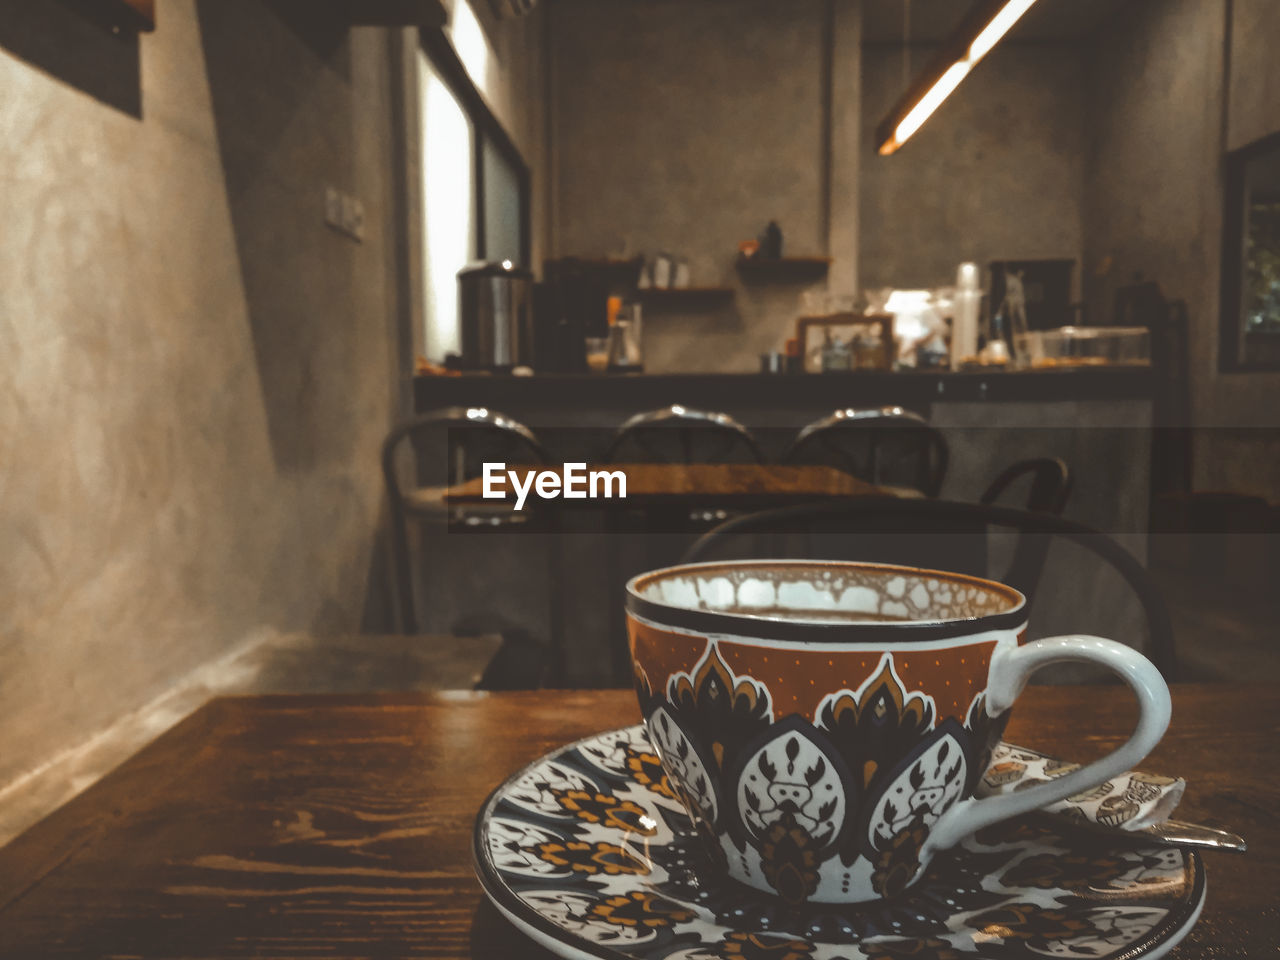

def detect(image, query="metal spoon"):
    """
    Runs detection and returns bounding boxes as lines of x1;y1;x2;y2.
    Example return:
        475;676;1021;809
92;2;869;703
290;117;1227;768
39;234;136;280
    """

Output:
1131;818;1248;853
1035;812;1247;853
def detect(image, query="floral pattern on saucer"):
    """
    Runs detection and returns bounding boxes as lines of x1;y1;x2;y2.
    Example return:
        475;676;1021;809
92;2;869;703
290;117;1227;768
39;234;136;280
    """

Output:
474;726;1205;960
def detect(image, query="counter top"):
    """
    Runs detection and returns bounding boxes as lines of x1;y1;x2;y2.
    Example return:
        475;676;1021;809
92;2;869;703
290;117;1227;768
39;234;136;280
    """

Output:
409;367;1156;681
416;367;1154;413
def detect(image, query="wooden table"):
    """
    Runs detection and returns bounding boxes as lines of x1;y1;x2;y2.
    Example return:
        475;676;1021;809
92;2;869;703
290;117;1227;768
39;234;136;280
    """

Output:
1;686;1269;958
444;462;889;509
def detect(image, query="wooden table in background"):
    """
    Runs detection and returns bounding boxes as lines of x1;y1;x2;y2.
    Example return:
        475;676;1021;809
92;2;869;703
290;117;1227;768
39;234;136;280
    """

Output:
444;462;889;509
0;686;1273;957
444;463;902;684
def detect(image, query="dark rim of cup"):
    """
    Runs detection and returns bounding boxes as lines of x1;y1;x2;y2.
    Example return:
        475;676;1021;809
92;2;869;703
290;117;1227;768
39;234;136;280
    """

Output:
625;559;1027;643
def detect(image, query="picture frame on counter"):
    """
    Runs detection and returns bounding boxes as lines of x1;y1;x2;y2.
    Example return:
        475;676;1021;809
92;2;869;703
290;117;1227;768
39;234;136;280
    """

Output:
795;313;896;373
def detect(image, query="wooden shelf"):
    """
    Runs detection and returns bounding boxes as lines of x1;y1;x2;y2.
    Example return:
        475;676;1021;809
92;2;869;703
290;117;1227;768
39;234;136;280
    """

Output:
636;287;735;309
735;255;832;282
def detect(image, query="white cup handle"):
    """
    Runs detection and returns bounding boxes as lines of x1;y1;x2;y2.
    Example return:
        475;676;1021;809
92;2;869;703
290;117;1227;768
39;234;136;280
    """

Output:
923;635;1172;856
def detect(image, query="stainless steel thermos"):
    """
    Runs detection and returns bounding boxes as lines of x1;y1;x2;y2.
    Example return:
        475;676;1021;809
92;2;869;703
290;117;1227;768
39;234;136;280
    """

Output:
457;261;534;371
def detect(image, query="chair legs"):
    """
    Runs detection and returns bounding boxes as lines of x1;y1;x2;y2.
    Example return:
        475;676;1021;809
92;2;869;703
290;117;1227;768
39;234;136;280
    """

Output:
392;509;566;688
388;504;417;634
546;512;568;685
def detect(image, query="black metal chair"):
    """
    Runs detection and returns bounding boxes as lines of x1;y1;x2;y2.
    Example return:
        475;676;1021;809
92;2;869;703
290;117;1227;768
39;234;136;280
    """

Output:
784;406;948;497
978;458;1074;607
681;497;1175;680
981;457;1073;514
606;404;763;465
381;406;551;642
600;405;763;681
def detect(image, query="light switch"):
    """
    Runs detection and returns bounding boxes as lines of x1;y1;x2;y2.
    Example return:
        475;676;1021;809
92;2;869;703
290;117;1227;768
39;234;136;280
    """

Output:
341;194;365;242
324;186;343;229
326;187;365;242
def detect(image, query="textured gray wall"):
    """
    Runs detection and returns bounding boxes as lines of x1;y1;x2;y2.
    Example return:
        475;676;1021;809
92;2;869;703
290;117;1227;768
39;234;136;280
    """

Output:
1083;0;1280;496
547;2;1089;371
0;1;403;789
1226;0;1280;153
1082;0;1223;336
859;42;1086;293
548;0;861;373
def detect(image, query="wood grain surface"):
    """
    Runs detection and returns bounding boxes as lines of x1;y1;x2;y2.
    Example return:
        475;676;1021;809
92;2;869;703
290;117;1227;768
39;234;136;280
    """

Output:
444;463;883;505
0;686;1273;958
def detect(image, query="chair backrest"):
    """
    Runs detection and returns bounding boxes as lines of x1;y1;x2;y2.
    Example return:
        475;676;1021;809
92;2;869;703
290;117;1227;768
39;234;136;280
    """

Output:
784;406;948;497
382;406;548;503
980;457;1073;514
680;497;1175;680
977;458;1073;607
381;407;547;634
606;404;763;464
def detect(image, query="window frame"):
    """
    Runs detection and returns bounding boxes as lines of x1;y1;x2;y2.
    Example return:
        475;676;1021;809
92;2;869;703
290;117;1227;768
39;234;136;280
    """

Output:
419;25;531;268
1219;128;1280;373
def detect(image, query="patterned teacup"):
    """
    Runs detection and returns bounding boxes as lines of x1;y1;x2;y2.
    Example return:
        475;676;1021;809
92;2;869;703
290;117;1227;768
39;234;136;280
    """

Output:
625;560;1170;905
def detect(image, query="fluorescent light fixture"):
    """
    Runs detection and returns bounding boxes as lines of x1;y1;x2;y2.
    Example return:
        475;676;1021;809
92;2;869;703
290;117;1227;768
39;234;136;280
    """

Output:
891;60;970;150
969;0;1038;62
877;0;1041;155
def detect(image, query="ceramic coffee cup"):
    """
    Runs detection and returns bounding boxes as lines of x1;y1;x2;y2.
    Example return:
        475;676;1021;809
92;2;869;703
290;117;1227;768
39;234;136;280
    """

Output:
625;560;1170;906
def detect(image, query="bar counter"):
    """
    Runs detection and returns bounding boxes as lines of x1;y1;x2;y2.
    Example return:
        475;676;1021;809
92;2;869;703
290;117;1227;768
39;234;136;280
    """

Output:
413;366;1153;535
415;367;1155;431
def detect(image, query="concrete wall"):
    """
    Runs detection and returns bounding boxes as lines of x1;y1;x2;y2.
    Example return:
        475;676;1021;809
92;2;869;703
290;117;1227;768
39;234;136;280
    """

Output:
0;0;405;790
1083;0;1280;497
859;42;1086;294
1225;0;1280;153
547;0;862;373
545;3;1088;372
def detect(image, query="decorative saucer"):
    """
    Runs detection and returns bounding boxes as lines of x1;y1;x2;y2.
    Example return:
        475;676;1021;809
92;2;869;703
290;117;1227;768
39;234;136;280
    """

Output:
473;725;1206;960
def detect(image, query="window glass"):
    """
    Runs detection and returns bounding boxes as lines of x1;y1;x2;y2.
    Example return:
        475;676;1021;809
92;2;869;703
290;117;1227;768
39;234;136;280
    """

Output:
482;137;523;265
419;51;475;362
1243;152;1280;337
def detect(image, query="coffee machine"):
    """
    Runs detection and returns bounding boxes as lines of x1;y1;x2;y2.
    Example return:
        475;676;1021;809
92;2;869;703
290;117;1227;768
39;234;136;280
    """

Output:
536;257;643;373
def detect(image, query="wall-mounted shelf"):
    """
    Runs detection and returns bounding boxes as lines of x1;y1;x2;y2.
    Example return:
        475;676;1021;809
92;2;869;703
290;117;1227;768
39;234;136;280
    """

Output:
636;287;735;309
735;255;832;283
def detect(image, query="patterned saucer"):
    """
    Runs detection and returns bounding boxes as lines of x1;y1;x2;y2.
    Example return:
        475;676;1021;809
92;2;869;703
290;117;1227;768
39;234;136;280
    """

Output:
473;726;1206;960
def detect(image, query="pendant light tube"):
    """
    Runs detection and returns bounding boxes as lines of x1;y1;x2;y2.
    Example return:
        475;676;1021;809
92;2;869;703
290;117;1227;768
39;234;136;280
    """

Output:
876;0;1041;156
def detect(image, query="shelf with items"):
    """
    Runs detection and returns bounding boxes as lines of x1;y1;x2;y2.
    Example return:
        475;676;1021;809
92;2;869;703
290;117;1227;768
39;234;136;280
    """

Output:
735;255;832;283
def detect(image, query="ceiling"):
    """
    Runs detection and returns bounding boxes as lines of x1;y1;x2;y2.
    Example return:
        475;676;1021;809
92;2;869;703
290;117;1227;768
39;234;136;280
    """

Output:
861;0;1128;45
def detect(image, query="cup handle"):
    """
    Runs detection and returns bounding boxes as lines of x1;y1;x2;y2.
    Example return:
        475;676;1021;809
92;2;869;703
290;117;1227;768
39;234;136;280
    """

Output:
923;635;1172;856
